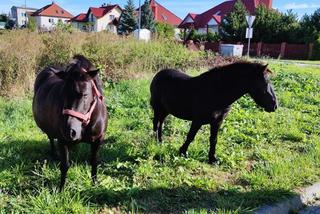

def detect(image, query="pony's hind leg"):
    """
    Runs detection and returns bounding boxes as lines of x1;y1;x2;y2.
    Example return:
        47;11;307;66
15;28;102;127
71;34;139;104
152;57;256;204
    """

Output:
153;108;168;143
179;121;202;157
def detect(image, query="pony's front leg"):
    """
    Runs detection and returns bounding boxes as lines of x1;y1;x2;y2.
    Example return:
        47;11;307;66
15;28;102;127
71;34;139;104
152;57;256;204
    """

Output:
179;121;202;157
208;120;223;164
90;140;101;185
58;142;70;191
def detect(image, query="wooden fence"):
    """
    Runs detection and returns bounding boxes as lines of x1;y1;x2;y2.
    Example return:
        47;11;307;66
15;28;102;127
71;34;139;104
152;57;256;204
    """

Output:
201;42;314;60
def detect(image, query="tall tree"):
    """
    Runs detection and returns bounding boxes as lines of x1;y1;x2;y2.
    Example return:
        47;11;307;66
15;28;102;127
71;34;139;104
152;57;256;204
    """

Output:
140;0;155;31
253;6;300;43
299;8;320;43
117;0;137;35
220;0;248;42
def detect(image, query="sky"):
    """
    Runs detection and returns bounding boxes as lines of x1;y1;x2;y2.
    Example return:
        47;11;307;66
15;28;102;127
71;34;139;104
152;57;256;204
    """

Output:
1;0;319;20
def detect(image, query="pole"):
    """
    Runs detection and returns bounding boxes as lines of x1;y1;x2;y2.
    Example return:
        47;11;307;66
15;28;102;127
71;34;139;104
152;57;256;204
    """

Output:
138;0;141;40
247;35;251;57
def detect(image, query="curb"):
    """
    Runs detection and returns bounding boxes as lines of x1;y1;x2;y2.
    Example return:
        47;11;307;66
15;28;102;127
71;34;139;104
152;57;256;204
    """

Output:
253;182;320;214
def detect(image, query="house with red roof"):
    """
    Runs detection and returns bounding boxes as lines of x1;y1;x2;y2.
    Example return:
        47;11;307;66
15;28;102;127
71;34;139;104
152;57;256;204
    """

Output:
31;2;73;31
70;4;122;32
149;0;182;27
179;0;272;34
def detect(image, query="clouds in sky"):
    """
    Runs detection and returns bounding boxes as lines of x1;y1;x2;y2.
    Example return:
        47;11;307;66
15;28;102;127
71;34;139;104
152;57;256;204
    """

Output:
284;3;320;10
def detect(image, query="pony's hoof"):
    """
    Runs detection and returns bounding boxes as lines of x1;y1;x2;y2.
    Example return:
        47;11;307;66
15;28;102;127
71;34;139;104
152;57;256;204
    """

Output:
208;157;219;165
179;148;188;158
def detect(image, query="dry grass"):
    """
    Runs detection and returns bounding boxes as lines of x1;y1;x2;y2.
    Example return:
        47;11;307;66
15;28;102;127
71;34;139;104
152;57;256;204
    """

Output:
0;30;203;97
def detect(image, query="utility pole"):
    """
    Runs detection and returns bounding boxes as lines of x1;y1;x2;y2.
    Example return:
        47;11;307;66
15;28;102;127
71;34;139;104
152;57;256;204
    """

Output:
138;0;142;40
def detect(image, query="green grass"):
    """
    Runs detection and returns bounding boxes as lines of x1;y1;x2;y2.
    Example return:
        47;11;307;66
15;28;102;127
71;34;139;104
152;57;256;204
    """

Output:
0;63;319;213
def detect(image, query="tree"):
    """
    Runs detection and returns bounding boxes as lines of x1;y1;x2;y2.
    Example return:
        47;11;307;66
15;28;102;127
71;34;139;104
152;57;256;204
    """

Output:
117;0;137;35
220;0;248;42
253;6;301;43
0;14;8;22
299;8;320;43
27;16;37;32
140;0;155;31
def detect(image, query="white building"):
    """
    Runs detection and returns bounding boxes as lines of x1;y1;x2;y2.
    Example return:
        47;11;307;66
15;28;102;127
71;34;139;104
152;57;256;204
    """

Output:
31;2;73;31
10;6;38;28
70;4;122;33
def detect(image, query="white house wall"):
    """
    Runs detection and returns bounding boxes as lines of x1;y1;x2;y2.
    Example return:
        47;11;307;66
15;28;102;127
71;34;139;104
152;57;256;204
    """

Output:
11;7;37;27
35;16;70;31
96;8;121;32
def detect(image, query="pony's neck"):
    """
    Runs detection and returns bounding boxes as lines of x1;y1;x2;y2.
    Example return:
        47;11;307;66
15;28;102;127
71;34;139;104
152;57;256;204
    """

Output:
218;68;251;107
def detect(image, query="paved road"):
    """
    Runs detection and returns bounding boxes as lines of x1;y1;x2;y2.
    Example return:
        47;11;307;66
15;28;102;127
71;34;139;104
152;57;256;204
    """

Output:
299;200;320;214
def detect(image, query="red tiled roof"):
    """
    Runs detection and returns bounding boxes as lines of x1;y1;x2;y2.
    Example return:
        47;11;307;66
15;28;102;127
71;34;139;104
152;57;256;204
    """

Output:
179;0;272;28
70;13;87;22
150;0;182;26
89;4;121;19
32;2;73;19
71;4;121;23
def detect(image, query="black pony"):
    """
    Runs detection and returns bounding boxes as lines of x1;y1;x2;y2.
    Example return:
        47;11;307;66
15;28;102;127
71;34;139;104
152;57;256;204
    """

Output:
33;55;108;190
150;62;277;163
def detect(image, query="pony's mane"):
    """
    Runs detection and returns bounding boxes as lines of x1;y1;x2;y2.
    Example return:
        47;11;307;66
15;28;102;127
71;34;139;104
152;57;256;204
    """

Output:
202;61;270;77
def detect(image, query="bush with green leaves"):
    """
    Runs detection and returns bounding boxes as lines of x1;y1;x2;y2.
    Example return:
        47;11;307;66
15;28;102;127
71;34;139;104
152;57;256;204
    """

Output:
27;16;37;32
155;22;175;39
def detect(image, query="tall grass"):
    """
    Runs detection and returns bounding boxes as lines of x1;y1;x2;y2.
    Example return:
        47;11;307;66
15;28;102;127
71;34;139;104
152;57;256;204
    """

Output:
0;30;202;96
0;30;43;96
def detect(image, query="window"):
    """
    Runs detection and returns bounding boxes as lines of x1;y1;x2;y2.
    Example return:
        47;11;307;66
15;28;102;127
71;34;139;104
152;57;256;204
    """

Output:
109;15;115;20
56;10;59;14
61;10;64;14
21;12;26;17
161;14;168;21
49;18;54;23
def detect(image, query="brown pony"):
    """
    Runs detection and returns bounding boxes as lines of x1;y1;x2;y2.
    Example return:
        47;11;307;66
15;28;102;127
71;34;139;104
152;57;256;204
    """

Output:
33;55;107;190
150;62;277;164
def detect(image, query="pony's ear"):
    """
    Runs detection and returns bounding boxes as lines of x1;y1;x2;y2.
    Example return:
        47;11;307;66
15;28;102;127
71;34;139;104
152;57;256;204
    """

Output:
88;69;99;78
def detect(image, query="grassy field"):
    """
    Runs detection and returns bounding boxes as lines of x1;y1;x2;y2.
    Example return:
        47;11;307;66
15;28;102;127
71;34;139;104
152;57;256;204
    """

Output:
0;62;319;213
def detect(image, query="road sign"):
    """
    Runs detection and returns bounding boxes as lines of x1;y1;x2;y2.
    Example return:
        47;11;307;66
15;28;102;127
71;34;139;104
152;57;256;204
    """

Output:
246;15;256;28
246;28;253;39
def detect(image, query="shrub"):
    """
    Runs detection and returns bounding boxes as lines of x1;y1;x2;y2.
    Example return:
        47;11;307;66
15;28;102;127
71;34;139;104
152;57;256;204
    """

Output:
27;16;37;32
0;30;43;96
0;30;203;96
155;23;175;39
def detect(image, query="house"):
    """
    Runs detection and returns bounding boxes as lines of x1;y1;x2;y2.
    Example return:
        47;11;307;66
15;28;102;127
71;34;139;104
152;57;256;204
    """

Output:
148;0;182;27
179;0;272;34
70;4;122;33
31;2;73;31
10;6;38;28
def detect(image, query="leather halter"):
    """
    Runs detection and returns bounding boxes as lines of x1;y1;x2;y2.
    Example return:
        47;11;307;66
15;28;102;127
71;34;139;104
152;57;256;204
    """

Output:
62;68;103;126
